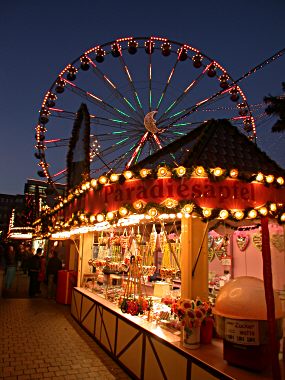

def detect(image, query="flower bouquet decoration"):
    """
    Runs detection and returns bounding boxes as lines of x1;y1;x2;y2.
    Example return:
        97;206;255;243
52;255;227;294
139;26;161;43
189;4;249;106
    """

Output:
171;298;207;349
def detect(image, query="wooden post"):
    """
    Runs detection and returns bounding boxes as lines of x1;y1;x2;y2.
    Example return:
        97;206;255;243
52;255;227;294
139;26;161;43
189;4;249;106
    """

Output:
77;232;94;287
181;215;208;300
261;217;281;380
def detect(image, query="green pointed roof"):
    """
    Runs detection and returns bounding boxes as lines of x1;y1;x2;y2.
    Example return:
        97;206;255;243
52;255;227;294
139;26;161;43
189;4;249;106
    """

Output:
131;119;285;176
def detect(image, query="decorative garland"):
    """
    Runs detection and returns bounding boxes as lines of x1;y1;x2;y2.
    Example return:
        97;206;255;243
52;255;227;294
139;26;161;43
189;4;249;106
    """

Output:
33;162;285;237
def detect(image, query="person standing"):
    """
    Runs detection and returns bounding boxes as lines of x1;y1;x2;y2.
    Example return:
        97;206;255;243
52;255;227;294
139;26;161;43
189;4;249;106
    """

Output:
4;244;17;289
38;251;47;296
21;245;33;274
46;251;62;299
28;248;42;297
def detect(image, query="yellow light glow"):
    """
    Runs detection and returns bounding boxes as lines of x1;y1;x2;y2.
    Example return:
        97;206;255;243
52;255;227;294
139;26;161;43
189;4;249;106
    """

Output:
90;215;96;223
80;214;86;221
176;166;186;177
266;175;274;183
195;166;205;176
133;200;145;210
119;207;128;216
148;208;158;217
213;167;223;176
123;170;133;179
202;208;212;218
177;212;182;218
259;207;268;216
164;198;178;209
277;177;284;185
270;203;277;212
234;210;244;220
81;183;87;191
97;214;105;222
157;167;169;177
91;179;97;187
183;203;194;213
59;202;63;208
256;173;264;182
281;213;285;222
248;209;257;219
110;173;119;182
219;210;229;219
140;168;150;178
230;169;238;178
99;176;108;184
106;212;114;220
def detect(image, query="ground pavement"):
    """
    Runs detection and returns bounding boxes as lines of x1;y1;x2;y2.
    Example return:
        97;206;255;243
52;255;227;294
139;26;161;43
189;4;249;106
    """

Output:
0;272;131;380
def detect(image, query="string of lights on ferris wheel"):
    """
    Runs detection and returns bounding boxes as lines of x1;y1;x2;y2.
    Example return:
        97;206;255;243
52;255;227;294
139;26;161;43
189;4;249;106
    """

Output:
35;37;285;187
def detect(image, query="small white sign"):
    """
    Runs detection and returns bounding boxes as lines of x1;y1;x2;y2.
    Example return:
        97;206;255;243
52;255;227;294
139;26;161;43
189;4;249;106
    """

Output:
225;319;259;346
221;258;231;266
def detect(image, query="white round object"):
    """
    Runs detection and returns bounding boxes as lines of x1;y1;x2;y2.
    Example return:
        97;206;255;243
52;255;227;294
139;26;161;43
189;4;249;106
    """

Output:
214;276;284;320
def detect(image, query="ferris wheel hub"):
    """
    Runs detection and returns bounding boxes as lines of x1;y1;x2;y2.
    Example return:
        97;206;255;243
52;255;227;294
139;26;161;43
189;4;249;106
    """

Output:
144;111;159;134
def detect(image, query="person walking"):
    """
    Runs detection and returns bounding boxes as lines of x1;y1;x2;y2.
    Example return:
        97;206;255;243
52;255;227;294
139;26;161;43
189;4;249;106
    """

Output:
4;244;17;289
28;248;42;297
46;251;62;299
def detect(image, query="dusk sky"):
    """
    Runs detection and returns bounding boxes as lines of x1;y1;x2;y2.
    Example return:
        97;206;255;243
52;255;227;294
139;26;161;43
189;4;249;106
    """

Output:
1;0;285;195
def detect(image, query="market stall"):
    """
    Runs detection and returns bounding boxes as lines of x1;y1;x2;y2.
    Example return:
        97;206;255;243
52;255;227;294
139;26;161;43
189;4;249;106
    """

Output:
34;119;285;379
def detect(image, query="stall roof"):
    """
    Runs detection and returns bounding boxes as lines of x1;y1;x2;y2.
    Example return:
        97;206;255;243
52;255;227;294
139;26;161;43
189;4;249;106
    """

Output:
131;119;285;176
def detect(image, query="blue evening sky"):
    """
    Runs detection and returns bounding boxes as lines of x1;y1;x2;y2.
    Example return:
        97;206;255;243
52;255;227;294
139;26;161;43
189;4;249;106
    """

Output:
0;0;284;194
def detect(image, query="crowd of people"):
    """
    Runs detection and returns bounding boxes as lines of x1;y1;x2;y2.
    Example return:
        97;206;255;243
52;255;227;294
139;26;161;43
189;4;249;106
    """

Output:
0;242;63;299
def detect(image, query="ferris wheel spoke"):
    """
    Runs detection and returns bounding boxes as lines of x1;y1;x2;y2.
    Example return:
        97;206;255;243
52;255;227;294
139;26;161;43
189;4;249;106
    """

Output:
118;55;145;118
88;60;142;122
52;168;67;179
49;106;144;131
157;62;214;125
126;132;149;168
162;87;232;131
63;79;141;125
45;138;70;148
156;135;178;163
155;60;179;113
91;133;148;173
148;52;152;112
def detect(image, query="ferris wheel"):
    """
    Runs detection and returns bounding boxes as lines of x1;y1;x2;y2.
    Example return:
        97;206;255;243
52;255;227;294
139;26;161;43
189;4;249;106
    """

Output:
35;36;255;189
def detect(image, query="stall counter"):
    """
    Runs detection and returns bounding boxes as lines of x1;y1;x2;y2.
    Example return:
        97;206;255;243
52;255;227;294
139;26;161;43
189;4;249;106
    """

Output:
71;287;283;380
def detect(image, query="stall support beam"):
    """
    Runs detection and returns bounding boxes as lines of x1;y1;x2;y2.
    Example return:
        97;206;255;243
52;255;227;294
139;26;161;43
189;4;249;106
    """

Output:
181;216;208;300
77;232;94;287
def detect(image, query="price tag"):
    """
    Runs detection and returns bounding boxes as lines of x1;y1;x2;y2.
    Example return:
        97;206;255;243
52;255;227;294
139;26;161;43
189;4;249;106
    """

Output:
225;319;259;345
221;258;231;266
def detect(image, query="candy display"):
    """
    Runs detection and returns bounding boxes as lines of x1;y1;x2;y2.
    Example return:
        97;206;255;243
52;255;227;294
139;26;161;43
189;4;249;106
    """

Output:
83;223;185;325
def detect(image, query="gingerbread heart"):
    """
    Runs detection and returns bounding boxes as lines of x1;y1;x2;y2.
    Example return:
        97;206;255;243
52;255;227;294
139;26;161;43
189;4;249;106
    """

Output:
208;235;214;250
271;234;285;252
236;234;249;251
208;247;215;262
213;236;224;251
215;247;227;260
252;233;262;251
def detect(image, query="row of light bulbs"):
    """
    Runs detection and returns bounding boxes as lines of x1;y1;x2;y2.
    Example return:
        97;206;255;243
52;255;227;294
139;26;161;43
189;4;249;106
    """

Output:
51;166;285;212
50;200;285;235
